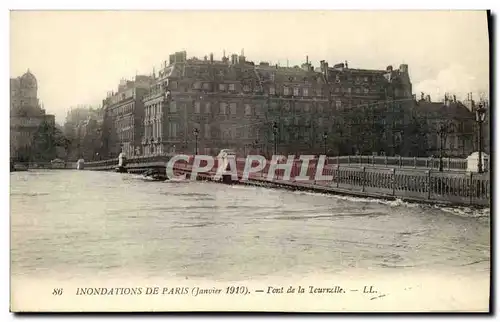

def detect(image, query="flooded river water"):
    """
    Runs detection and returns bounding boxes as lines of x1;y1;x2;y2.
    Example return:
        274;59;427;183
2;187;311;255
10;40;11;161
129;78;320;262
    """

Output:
10;170;491;311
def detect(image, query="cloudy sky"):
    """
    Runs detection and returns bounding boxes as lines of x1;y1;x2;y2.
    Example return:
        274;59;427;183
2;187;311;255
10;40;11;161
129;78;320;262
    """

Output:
10;10;489;124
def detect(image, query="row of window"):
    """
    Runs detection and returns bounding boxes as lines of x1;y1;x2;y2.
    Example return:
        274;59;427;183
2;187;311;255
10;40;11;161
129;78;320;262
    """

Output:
169;81;383;98
114;116;134;130
110;102;134;117
144;121;163;139
148;120;342;141
145;102;163;119
118;128;134;142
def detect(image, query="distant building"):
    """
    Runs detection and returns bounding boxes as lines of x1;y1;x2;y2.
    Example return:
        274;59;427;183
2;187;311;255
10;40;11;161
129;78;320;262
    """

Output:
141;51;412;157
10;70;55;161
412;93;477;158
102;75;154;158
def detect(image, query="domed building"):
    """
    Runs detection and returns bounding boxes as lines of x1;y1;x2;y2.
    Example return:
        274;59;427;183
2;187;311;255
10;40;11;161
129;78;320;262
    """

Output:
10;69;55;161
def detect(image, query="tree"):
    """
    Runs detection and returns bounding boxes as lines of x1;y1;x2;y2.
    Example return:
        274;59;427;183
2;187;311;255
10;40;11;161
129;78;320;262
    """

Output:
30;122;68;162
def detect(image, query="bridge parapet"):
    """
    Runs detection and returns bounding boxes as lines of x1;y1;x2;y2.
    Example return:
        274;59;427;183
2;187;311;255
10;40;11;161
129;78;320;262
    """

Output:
328;155;474;172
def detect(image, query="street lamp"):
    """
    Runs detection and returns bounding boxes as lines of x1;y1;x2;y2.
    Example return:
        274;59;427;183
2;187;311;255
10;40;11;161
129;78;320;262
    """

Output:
476;104;486;173
193;128;199;155
323;131;328;156
272;121;278;155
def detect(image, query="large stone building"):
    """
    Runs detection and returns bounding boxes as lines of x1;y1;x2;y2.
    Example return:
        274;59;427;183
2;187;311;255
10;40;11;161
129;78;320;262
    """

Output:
141;51;413;157
10;70;55;161
102;76;154;158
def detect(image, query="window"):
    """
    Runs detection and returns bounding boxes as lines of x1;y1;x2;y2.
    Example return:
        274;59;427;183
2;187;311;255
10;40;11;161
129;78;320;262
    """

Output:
335;100;342;108
204;124;210;138
205;102;211;114
316;88;322;97
269;87;276;95
270;73;275;82
243;84;250;92
364;88;369;94
220;102;227;114
304;104;310;112
169;122;177;138
364;76;369;82
293;88;299;96
355;88;361;94
335;87;340;93
317;104;324;113
193;81;201;89
194;101;201;114
170;101;177;113
245;104;252;116
229;84;235;91
219;84;226;91
230;102;237;115
203;83;210;90
283;87;290;95
348;87;352;93
303;88;309;96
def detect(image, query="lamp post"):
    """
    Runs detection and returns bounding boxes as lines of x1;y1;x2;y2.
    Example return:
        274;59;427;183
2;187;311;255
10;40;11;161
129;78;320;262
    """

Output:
323;131;328;156
272;121;278;155
438;124;446;172
476;104;486;173
193;128;199;155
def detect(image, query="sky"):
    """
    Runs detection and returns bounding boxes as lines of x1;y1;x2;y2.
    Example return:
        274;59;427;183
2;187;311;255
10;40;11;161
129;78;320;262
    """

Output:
10;10;490;124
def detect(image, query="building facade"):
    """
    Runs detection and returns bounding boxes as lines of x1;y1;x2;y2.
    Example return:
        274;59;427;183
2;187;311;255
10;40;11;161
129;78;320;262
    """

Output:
102;76;154;158
410;93;478;158
10;70;55;161
140;51;413;157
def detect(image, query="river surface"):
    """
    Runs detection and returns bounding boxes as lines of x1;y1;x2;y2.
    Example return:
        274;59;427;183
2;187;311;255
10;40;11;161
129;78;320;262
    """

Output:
10;170;491;311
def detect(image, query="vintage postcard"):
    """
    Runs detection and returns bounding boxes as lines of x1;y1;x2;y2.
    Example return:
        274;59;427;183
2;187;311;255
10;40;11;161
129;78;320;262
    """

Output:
10;10;491;312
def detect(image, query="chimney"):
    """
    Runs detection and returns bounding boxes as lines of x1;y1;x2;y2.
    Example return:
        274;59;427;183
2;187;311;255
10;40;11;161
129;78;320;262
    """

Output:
239;49;246;64
306;55;309;64
425;95;431;102
453;95;457;103
345;60;348;68
204;55;207;61
231;54;238;65
210;53;213;63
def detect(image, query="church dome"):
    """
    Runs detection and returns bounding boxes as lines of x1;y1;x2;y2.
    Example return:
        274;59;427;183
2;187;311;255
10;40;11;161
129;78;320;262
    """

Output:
20;69;37;88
